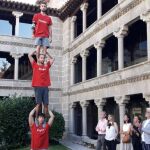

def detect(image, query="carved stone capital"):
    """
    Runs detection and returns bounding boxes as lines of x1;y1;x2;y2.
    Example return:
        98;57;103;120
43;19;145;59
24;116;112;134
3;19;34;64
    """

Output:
141;10;150;22
94;98;106;107
115;95;130;105
80;3;88;12
71;16;77;22
143;93;150;104
69;102;76;109
114;25;128;38
80;101;89;108
94;40;105;49
10;52;24;59
80;49;89;58
12;11;23;18
71;57;77;64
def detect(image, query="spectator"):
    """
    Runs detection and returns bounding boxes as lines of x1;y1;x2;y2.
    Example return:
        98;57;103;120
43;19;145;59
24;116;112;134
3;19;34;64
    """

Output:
105;114;118;150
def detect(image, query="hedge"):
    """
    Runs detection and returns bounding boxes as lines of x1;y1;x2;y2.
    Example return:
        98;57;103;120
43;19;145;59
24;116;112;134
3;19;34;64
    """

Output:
0;96;65;149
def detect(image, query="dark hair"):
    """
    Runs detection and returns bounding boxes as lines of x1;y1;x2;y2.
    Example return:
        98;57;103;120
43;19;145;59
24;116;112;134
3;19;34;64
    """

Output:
40;1;47;6
38;113;45;118
134;115;141;123
36;0;47;6
38;53;46;59
107;114;114;128
124;114;131;123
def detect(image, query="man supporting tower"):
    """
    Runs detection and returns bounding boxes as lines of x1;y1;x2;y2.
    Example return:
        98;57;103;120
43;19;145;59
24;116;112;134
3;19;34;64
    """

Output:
29;107;55;150
28;51;54;118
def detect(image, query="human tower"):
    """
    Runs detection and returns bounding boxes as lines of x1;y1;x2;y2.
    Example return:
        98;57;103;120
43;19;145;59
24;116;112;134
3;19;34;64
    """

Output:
28;1;55;150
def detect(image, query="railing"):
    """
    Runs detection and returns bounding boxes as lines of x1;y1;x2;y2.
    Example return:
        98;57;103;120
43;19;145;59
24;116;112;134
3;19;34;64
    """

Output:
0;79;31;88
68;60;150;94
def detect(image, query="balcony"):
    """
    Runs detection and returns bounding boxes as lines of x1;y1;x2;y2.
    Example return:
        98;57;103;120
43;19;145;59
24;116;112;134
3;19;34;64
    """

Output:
69;0;145;54
68;61;150;95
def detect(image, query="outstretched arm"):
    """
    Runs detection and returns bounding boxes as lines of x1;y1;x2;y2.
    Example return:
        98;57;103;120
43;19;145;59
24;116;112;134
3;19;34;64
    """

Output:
46;52;55;66
29;107;36;128
28;51;36;64
48;110;55;126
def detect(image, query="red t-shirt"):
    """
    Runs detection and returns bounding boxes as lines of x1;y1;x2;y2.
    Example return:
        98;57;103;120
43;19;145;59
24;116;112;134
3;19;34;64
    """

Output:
32;13;52;37
32;61;51;87
31;123;50;149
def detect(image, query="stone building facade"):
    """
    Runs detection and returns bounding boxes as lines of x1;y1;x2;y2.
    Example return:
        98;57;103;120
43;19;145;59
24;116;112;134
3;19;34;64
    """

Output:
0;0;150;146
61;0;150;145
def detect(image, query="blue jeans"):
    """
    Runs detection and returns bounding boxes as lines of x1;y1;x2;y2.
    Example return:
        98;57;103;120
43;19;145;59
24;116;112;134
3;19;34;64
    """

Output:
35;37;50;48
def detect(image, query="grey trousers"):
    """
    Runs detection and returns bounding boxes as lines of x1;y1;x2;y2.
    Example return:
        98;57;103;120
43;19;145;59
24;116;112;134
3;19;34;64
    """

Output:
96;134;106;150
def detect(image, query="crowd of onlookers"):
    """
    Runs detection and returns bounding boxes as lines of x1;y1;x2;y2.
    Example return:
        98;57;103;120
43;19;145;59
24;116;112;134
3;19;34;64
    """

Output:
95;108;150;150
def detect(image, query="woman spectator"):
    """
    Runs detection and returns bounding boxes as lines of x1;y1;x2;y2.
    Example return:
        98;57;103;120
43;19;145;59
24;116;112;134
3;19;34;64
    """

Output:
132;115;142;150
105;114;118;150
120;114;133;150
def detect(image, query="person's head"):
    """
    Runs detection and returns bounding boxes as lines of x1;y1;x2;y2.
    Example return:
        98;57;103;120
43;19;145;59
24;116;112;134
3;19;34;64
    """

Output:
108;114;114;122
40;2;47;12
124;114;131;123
38;54;45;64
145;108;150;119
100;111;106;119
133;115;141;124
37;113;45;125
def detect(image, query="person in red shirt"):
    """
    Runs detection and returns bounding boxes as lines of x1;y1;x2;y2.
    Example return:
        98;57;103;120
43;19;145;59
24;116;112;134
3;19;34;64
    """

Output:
32;1;52;58
28;50;54;118
29;107;55;150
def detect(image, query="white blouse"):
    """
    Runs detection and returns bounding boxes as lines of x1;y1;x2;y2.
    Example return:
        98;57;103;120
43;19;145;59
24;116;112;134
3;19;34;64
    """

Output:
105;124;117;141
123;123;131;132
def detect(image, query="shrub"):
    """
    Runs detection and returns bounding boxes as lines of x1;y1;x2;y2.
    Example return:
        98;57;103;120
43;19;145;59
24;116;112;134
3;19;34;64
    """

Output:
50;111;65;142
0;96;35;149
0;96;65;149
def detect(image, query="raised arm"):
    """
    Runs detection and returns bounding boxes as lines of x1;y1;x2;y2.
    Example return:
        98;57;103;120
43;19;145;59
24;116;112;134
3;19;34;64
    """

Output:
49;26;52;43
48;110;55;126
28;51;36;64
46;52;55;66
29;107;36;128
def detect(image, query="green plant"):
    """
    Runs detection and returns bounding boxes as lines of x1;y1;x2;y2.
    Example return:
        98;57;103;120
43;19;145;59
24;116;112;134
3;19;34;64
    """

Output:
50;111;65;141
0;96;35;149
0;96;65;149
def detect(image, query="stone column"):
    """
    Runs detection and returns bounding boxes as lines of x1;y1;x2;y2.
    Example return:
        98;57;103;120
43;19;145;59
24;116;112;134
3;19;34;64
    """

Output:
94;98;106;120
80;50;89;82
69;102;76;134
141;11;150;61
12;11;23;36
80;3;88;32
143;93;150;106
115;96;130;128
118;0;123;3
114;26;128;70
80;101;89;136
97;0;102;19
145;0;150;10
71;57;77;85
11;52;23;80
94;40;105;77
71;16;77;41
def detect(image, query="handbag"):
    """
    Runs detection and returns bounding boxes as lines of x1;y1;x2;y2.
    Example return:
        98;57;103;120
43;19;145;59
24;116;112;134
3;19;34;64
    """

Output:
122;133;131;143
115;136;120;144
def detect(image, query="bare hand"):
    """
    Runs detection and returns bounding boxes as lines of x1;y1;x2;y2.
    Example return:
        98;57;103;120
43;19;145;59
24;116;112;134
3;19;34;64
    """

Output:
32;34;35;39
49;37;52;43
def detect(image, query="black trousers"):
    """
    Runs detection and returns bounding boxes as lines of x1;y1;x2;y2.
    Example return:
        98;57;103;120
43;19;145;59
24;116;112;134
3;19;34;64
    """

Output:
132;140;142;150
105;139;117;150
